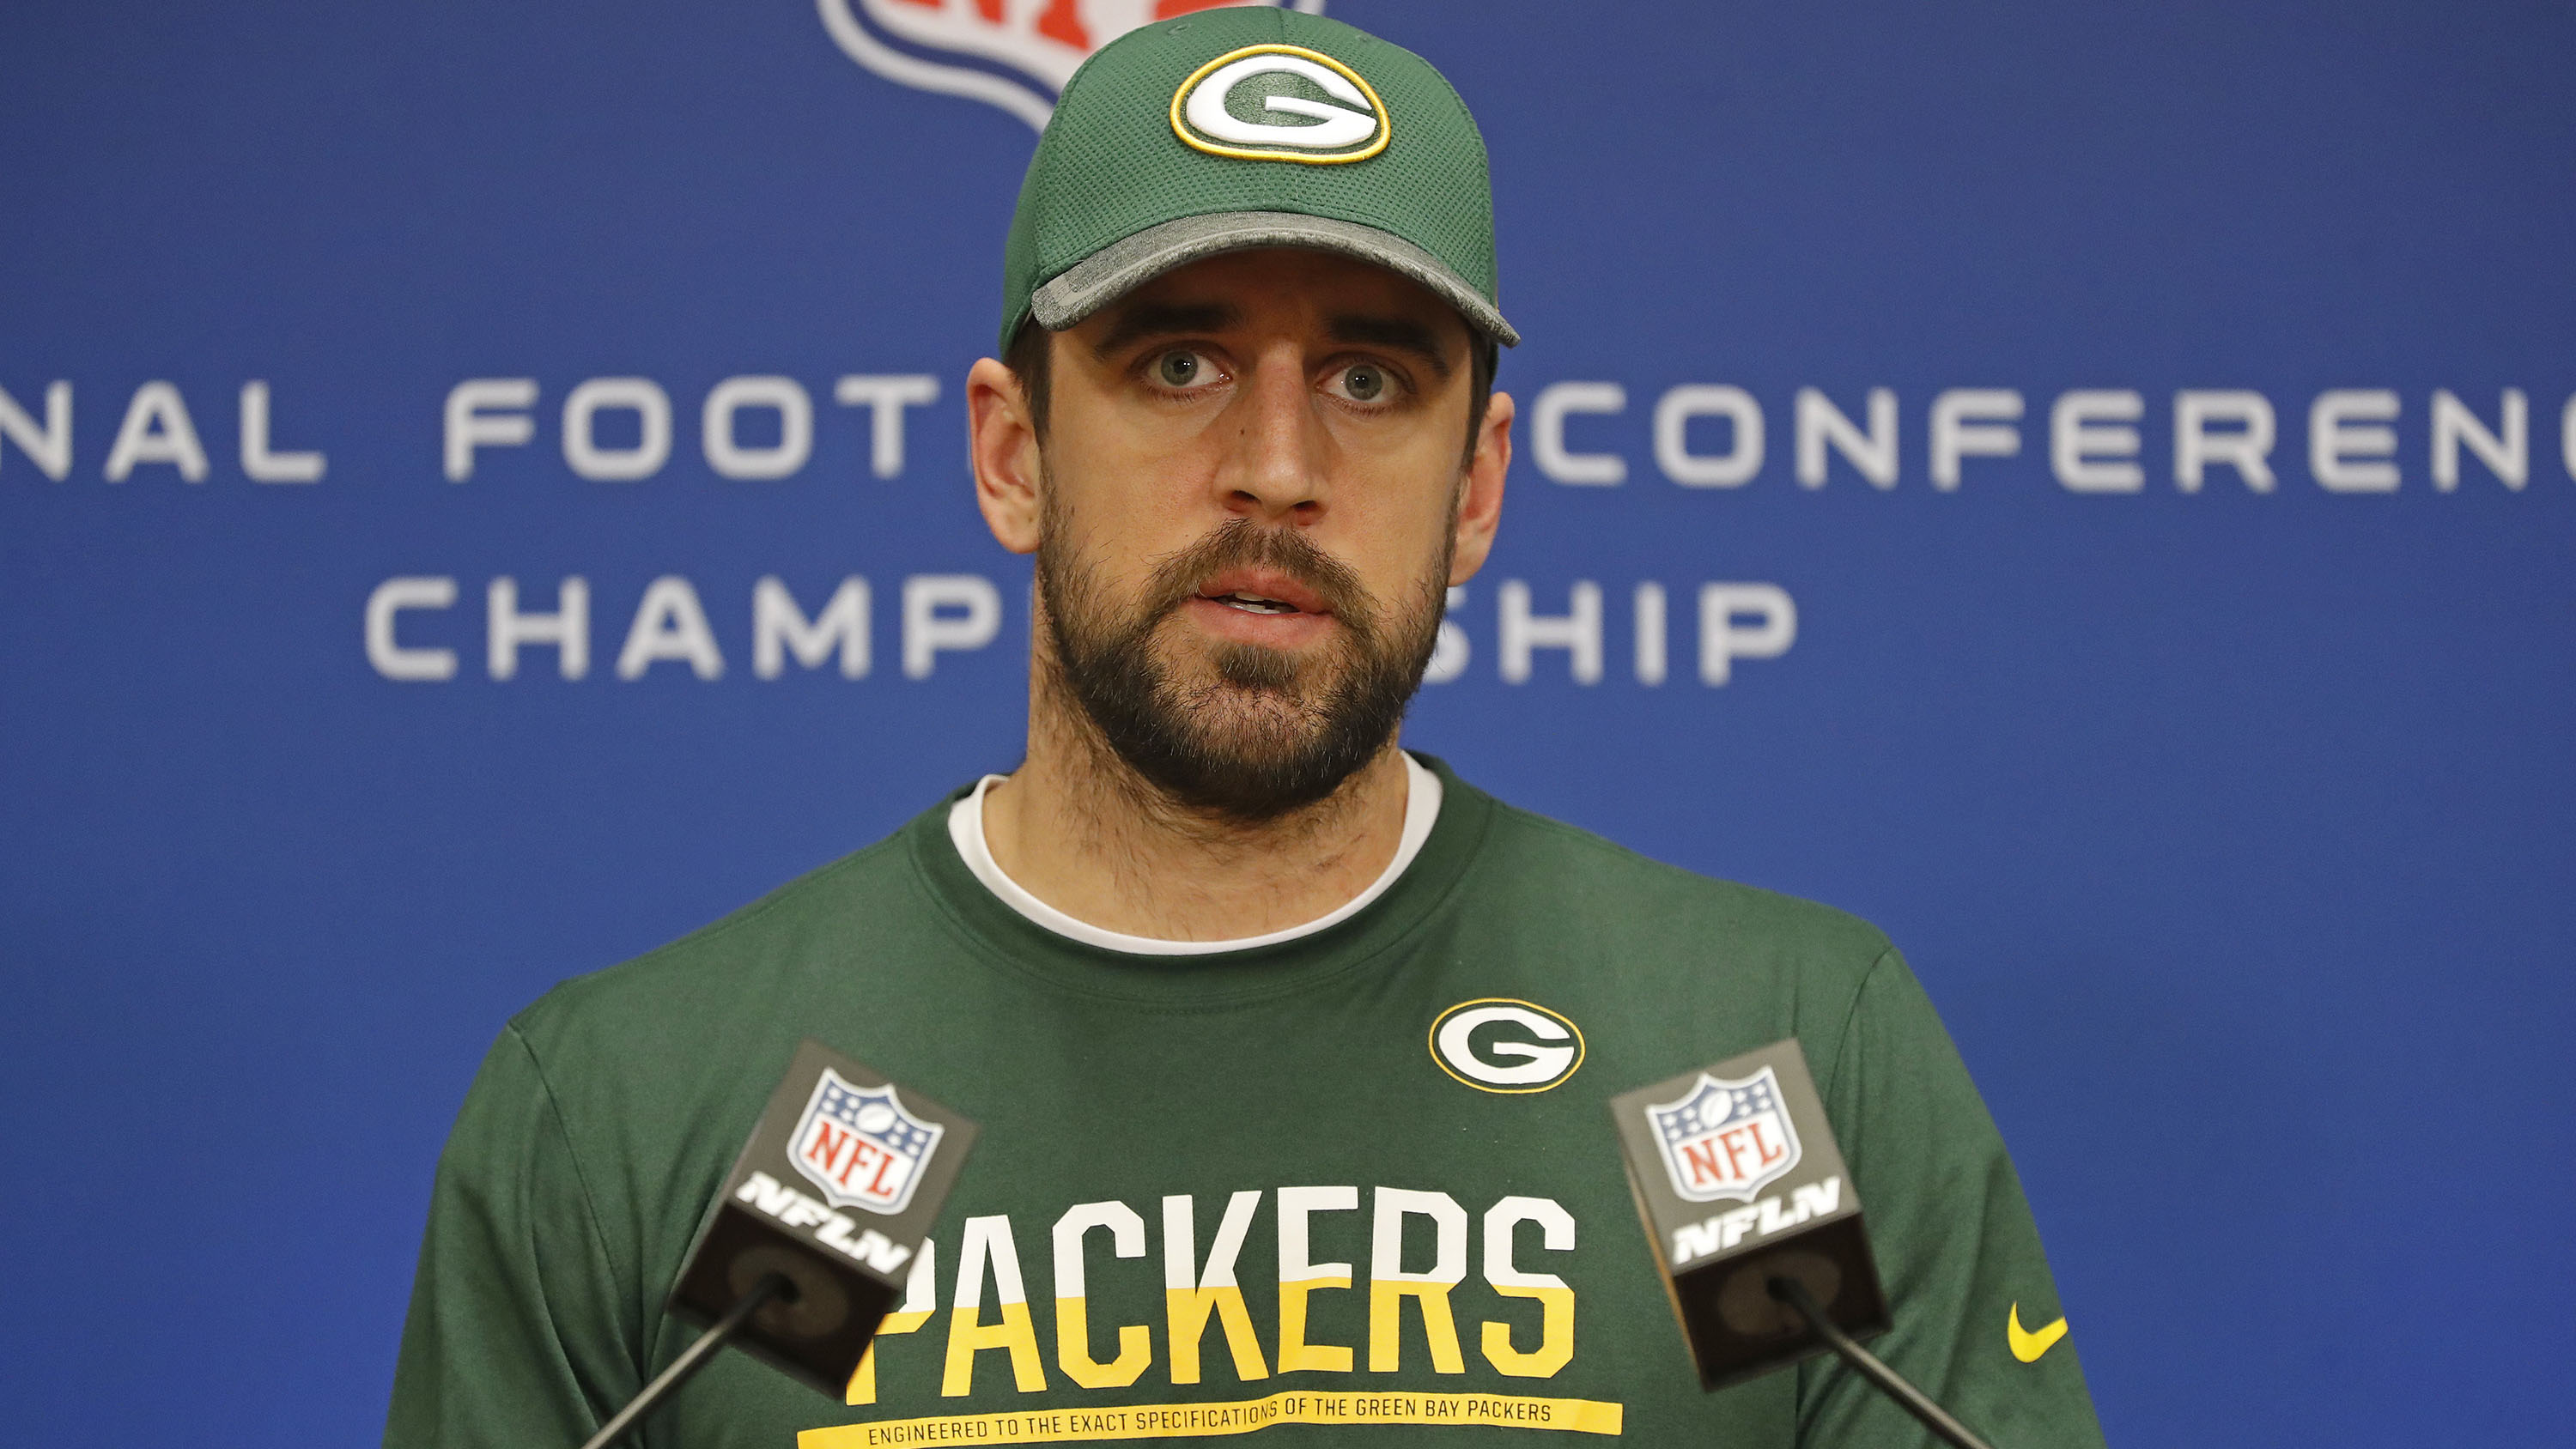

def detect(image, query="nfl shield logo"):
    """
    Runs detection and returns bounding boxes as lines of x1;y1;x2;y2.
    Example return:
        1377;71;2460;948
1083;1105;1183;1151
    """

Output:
1646;1066;1804;1203
789;1069;946;1215
818;0;1329;131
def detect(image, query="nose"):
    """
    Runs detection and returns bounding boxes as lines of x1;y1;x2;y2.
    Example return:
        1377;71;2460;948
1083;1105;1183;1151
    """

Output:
1214;341;1330;525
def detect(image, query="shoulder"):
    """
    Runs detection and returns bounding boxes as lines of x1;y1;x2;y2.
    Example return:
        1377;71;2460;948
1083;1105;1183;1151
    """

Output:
503;798;954;1086
1469;785;1893;967
1424;772;1899;1057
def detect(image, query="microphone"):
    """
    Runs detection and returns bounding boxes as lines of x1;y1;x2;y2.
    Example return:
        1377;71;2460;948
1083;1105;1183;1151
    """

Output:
579;1039;978;1449
1608;1039;1997;1449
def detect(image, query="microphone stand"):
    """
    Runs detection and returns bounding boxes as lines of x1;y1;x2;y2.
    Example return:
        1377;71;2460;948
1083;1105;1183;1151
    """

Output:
1769;1276;2000;1449
577;1273;794;1449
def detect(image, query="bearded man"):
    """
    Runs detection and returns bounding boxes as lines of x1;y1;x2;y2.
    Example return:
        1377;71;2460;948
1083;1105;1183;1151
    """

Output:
385;12;2107;1449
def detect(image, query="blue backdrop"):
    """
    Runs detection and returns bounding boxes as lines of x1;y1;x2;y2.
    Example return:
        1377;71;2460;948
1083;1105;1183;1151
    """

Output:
4;2;2571;1445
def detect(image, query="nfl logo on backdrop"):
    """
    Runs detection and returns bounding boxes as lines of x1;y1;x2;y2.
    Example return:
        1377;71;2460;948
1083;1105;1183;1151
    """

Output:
1648;1066;1805;1203
791;1070;945;1215
819;0;1328;130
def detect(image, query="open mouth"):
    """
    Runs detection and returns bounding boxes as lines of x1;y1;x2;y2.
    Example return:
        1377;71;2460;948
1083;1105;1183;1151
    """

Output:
1207;591;1302;615
1191;567;1332;621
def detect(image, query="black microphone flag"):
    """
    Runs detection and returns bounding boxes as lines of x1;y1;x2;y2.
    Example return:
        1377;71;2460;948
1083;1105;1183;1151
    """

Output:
1607;1038;1890;1390
667;1038;978;1394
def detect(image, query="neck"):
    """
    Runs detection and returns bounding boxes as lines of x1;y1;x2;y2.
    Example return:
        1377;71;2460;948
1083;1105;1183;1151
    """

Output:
980;658;1413;943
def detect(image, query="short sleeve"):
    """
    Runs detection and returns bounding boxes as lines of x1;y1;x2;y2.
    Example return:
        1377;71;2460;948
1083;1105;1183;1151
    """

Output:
1795;950;2109;1449
383;1026;644;1449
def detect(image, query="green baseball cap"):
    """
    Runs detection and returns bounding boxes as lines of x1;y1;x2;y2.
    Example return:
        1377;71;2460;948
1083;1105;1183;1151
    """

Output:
999;8;1517;355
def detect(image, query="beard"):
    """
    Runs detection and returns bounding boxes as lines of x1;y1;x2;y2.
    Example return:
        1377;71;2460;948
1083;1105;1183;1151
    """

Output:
1037;504;1449;824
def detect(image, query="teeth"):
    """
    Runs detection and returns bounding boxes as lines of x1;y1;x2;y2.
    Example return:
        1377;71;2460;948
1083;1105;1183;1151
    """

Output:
1215;592;1297;615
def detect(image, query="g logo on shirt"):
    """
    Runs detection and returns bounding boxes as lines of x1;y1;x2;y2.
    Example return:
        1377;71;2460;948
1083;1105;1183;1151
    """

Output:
1430;998;1586;1094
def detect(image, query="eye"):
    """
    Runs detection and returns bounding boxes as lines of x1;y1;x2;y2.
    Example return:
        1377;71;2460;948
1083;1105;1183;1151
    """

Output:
1154;350;1206;388
1336;364;1388;403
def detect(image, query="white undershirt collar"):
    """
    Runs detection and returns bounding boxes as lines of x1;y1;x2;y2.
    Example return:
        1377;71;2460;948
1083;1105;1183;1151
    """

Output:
947;753;1443;956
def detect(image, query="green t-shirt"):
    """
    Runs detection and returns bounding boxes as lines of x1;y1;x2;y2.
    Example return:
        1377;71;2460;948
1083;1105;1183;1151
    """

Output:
385;759;2105;1449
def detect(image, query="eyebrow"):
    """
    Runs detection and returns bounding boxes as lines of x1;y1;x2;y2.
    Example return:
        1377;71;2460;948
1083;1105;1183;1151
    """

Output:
1090;301;1242;359
1327;313;1456;379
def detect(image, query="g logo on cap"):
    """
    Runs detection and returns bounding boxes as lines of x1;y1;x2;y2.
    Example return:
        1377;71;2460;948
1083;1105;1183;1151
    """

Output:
1171;44;1388;164
1430;998;1586;1094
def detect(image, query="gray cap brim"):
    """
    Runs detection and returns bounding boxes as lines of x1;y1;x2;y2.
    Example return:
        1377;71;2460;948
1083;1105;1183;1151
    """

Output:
1029;211;1519;348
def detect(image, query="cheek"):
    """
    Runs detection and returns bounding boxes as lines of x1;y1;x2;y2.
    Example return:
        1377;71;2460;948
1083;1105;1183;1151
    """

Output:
1043;477;1208;621
1333;506;1460;621
1048;441;1193;546
1345;460;1466;558
1048;422;1226;537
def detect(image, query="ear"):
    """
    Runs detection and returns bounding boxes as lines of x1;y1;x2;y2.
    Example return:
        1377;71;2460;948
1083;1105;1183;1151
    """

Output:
969;355;1043;555
1446;388;1512;585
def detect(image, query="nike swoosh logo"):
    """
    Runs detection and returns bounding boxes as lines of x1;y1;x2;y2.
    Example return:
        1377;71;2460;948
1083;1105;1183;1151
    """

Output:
2008;1303;2069;1362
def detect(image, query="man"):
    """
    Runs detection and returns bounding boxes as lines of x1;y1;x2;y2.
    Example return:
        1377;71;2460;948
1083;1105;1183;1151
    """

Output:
386;11;2107;1448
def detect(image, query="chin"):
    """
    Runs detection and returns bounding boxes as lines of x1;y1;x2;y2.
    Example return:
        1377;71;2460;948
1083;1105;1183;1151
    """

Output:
1177;701;1331;765
1165;669;1328;746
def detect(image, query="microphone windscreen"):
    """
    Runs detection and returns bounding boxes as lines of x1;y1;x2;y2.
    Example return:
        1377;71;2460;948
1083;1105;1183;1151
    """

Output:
1608;1038;1890;1390
667;1040;978;1395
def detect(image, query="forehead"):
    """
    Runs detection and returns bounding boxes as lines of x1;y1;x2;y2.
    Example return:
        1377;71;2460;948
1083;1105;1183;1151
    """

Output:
1078;246;1469;348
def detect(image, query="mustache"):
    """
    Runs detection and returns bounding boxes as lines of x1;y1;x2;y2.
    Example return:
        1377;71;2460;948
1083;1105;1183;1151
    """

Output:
1136;518;1376;634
